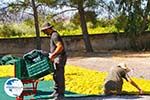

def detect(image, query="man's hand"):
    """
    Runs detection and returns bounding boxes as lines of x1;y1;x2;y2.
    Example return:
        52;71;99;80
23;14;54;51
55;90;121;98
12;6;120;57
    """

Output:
49;53;55;62
138;89;143;95
127;74;143;95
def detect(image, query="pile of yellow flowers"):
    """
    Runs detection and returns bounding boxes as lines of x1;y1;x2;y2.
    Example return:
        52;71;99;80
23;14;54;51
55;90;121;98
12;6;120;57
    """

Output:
0;65;150;95
65;65;106;95
0;65;14;77
44;65;150;95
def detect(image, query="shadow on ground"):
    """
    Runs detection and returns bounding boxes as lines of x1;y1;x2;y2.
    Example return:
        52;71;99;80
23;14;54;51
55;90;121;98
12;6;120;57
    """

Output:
122;91;150;95
32;90;85;99
32;90;150;100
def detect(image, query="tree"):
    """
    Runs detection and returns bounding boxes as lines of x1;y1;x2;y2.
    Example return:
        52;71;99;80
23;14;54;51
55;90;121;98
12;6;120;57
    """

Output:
71;10;98;28
77;0;93;52
0;0;41;49
109;0;150;50
38;0;106;52
119;0;150;50
31;0;41;50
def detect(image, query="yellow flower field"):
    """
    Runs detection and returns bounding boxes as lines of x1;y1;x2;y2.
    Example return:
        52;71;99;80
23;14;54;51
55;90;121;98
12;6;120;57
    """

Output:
0;65;150;95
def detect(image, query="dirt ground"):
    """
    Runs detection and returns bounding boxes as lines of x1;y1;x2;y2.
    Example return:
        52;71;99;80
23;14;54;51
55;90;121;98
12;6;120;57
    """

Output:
67;51;150;79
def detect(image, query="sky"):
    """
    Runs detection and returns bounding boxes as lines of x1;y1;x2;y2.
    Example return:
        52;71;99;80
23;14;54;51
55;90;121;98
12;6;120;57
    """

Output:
0;0;109;19
3;0;148;20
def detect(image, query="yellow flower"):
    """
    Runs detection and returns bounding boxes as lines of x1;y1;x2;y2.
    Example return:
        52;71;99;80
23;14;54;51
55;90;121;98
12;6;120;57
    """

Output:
0;65;14;77
1;64;150;95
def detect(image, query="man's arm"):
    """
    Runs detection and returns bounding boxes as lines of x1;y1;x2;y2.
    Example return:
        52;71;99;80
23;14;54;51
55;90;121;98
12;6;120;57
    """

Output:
49;41;63;61
126;74;143;94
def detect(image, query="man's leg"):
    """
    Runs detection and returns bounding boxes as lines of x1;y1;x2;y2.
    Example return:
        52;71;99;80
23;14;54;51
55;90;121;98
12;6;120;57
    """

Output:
52;57;67;98
53;64;65;96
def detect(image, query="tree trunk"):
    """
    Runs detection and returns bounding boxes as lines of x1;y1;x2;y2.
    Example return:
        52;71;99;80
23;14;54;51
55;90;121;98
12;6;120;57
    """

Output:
31;0;41;50
78;5;93;52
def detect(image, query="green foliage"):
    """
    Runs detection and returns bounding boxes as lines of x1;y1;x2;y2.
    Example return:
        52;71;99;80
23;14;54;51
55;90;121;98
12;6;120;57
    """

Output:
114;14;128;32
23;18;34;28
59;25;117;36
71;11;98;28
0;24;21;38
148;19;150;31
0;23;35;38
16;23;35;37
87;22;94;28
63;22;78;31
113;0;150;50
88;25;117;34
114;0;150;36
0;18;118;38
37;0;57;7
97;18;115;27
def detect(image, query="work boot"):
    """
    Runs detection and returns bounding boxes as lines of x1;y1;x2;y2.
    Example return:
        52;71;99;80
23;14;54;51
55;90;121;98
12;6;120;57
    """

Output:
52;95;64;100
49;91;59;97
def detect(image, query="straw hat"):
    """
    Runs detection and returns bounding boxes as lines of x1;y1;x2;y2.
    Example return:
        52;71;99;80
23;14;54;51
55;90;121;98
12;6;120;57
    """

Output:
118;63;131;72
41;22;53;31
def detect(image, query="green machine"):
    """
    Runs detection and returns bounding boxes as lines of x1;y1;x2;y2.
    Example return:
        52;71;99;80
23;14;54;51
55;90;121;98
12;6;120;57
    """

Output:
15;50;54;79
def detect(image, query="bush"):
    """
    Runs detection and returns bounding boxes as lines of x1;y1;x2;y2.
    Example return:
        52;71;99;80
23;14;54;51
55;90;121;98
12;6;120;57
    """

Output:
0;23;35;38
0;24;22;38
0;20;118;38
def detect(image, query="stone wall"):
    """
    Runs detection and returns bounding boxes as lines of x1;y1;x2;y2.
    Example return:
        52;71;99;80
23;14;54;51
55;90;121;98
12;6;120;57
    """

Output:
0;33;150;56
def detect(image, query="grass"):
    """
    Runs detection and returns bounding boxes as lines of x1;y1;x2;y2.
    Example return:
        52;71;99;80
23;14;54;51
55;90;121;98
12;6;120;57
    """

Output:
0;65;150;95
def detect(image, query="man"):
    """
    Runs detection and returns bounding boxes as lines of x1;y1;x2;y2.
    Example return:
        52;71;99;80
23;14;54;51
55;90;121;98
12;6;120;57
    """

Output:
104;63;143;95
41;22;67;100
